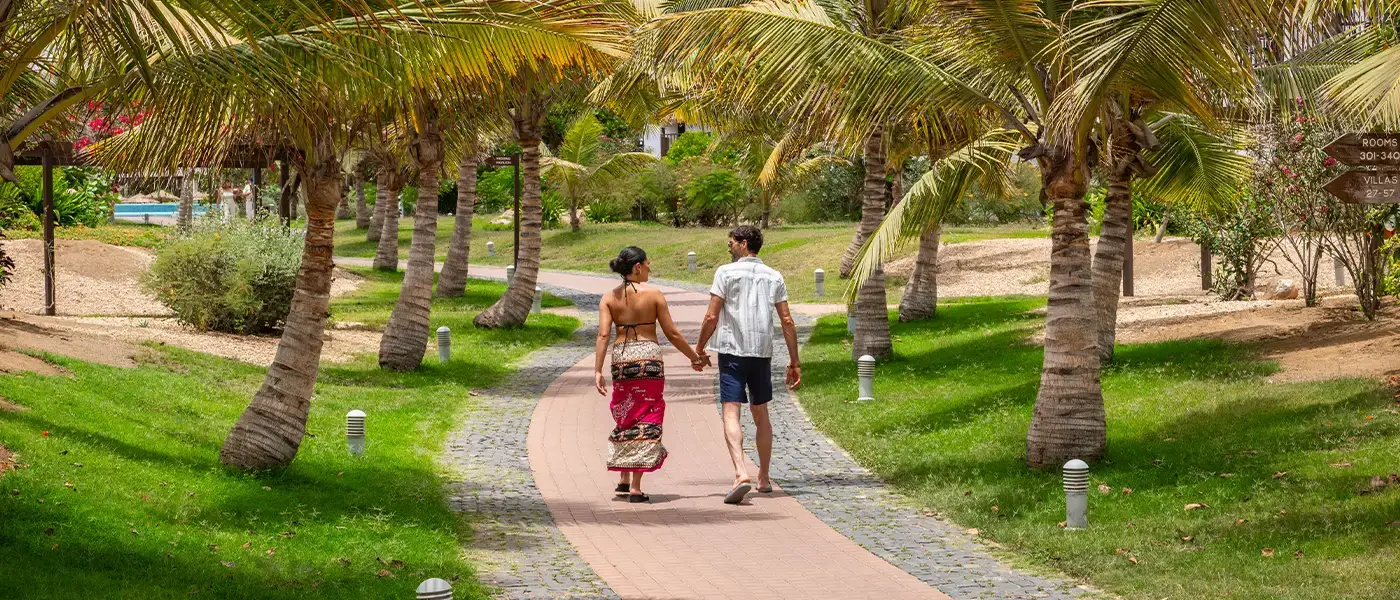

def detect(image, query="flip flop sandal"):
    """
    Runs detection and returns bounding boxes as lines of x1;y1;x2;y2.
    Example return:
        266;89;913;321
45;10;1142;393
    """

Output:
615;483;630;496
724;482;753;505
628;493;650;503
757;485;773;493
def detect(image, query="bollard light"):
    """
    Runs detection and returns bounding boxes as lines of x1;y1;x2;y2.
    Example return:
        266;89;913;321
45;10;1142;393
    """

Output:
436;326;451;363
847;305;856;336
531;286;543;314
486;241;495;257
814;268;825;297
1062;459;1090;530
856;355;876;402
1333;257;1346;286
415;577;452;600
505;265;515;285
346;410;366;456
687;251;697;273
143;213;150;224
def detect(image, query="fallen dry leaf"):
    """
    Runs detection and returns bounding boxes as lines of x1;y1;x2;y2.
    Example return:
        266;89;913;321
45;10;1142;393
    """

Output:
1121;488;1133;495
220;561;236;568
130;529;139;536
1181;535;1195;542
965;528;980;536
1261;548;1275;557
1098;483;1112;494
265;547;276;557
1184;503;1208;511
1294;549;1304;557
1128;556;1138;565
1331;461;1354;469
468;391;481;397
1273;471;1288;479
375;569;393;578
1366;415;1375;420
1236;519;1248;525
1057;521;1067;528
991;505;999;513
1219;473;1235;478
240;542;251;549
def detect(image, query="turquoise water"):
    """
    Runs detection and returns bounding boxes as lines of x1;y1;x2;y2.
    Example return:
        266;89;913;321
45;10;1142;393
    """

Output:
113;203;209;216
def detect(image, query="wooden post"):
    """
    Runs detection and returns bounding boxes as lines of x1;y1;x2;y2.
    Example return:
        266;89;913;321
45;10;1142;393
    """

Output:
42;150;56;316
252;166;263;216
278;160;290;225
1123;227;1135;297
1200;243;1212;291
512;153;521;268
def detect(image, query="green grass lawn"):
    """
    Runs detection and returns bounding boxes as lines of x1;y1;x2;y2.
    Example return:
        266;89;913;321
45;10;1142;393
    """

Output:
333;219;1047;304
9;221;170;248
798;298;1400;600
0;275;577;599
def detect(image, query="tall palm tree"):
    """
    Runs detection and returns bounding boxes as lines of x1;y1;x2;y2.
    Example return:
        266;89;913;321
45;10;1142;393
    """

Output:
353;166;372;229
379;99;444;370
543;110;657;231
475;98;549;328
627;0;1267;467
371;144;409;271
437;153;480;297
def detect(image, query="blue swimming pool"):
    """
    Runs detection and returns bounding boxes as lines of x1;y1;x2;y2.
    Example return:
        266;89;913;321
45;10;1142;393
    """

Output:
113;203;210;217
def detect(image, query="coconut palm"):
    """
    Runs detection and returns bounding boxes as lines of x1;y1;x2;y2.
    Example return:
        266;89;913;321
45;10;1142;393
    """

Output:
627;0;1268;466
371;143;410;271
543;110;657;231
353;163;372;229
436;153;480;297
475;97;549;328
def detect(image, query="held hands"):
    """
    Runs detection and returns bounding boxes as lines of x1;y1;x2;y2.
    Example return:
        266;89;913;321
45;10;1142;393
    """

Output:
594;371;608;396
785;364;802;390
691;352;712;372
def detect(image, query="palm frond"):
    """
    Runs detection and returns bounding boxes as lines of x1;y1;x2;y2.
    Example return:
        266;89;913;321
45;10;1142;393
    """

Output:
1135;113;1251;213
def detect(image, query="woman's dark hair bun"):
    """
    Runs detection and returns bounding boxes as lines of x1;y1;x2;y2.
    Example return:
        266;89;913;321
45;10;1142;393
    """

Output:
610;246;647;278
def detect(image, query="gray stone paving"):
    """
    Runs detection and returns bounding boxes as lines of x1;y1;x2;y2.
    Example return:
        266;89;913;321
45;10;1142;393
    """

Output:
729;317;1089;600
440;281;617;600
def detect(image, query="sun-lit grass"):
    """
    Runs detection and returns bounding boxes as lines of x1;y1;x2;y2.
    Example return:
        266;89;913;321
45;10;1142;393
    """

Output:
0;276;577;599
334;219;1047;304
8;221;170;248
797;297;1400;600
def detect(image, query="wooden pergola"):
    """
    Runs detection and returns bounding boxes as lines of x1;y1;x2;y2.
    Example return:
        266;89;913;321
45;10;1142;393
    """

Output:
14;140;295;316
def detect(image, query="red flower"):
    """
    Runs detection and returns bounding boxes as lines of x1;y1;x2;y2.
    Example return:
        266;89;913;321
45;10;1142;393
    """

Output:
1295;96;1304;105
1323;157;1338;167
1295;116;1307;124
73;137;93;151
41;431;50;437
1294;134;1304;143
88;117;107;131
111;127;124;136
117;114;131;125
132;113;145;125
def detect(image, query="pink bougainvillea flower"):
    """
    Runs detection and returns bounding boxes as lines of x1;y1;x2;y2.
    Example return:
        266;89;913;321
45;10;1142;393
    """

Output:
73;137;93;151
1295;96;1304;105
1294;134;1304;142
88;117;107;131
1323;157;1338;167
117;114;131;125
111;127;124;136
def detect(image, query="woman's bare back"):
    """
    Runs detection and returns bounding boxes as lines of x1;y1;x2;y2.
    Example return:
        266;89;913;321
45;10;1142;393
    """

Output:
604;283;662;343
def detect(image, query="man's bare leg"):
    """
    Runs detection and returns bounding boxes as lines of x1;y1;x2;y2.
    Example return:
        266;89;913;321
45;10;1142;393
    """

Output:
751;403;773;491
722;403;752;486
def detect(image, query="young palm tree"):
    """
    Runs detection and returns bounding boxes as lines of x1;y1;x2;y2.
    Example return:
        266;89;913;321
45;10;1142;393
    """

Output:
379;99;444;370
372;147;409;271
542;111;657;231
437;154;480;297
353;171;372;229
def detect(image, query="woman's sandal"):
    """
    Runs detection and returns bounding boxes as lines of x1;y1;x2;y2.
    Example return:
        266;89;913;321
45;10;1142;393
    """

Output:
627;493;650;503
614;483;630;496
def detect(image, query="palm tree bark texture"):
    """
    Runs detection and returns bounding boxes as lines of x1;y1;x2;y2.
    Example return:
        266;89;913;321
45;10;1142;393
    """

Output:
475;103;545;328
372;159;406;271
851;127;892;360
1092;112;1156;364
437;156;478;297
177;171;195;231
354;173;371;229
219;136;341;469
367;172;388;242
898;224;941;321
1025;148;1105;468
335;178;353;219
379;106;444;370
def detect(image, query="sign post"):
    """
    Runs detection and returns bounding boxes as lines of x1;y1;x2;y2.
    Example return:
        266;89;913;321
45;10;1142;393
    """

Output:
1322;133;1400;306
490;154;521;268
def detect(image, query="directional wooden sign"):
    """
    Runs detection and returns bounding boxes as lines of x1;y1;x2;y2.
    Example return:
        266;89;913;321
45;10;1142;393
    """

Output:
1323;133;1400;167
1323;170;1400;204
489;154;517;168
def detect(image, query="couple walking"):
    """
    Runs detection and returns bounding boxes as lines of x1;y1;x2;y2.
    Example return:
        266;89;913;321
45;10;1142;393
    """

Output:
593;225;801;504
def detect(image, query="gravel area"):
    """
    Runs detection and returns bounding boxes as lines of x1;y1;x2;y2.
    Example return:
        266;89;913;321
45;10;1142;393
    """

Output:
0;239;168;316
441;278;617;600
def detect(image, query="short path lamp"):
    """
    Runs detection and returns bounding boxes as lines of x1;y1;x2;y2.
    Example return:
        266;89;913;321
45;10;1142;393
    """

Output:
814;268;825;297
436;327;451;363
1063;459;1090;530
346;410;366;456
486;241;495;257
531;286;543;315
687;251;697;273
415;577;452;600
856;355;876;402
847;306;857;336
505;265;515;285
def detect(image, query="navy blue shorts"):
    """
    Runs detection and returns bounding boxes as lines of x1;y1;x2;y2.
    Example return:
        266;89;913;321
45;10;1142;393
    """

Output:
718;354;774;406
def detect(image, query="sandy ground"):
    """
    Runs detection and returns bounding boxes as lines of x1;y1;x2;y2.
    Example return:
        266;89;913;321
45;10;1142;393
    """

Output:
0;240;372;368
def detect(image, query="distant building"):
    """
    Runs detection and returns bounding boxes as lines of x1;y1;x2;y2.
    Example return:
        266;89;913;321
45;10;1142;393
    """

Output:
641;120;708;159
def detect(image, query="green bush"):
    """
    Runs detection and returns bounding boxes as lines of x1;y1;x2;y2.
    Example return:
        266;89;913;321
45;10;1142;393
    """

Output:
682;168;748;226
143;216;303;333
476;168;516;214
541;189;566;229
773;160;862;223
665;132;712;165
583;196;630;224
0;166;113;229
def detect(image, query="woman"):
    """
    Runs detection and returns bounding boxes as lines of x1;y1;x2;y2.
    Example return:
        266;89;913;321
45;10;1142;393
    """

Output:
218;180;236;223
594;246;705;503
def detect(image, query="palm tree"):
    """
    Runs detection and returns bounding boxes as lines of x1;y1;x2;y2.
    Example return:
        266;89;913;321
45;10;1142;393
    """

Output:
626;0;1267;466
379;99;444;370
437;154;480;297
353;167;372;229
371;145;409;271
543;111;656;232
366;169;388;242
475;99;548;328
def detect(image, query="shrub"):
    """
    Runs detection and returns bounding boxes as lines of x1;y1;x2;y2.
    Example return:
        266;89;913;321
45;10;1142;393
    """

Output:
583;196;630;224
476;168;516;214
665;132;712;165
773;160;862;223
143;216;303;333
0;166;113;229
682;168;748;226
541;188;566;229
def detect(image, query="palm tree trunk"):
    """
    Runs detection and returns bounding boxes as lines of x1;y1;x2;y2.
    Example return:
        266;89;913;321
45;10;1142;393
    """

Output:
379;110;443;371
219;135;341;469
898;224;941;321
437;156;478;298
177;171;195;231
1026;152;1105;469
335;182;352;219
759;188;771;229
851;127;891;359
372;160;404;271
476;104;544;328
568;194;581;232
366;175;387;242
1091;169;1133;363
354;175;371;229
841;127;885;278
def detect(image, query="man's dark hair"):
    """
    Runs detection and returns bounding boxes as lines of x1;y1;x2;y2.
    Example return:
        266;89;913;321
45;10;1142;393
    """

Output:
730;225;764;254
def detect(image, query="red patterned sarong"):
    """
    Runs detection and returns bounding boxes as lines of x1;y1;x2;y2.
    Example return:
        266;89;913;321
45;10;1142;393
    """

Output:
608;340;667;472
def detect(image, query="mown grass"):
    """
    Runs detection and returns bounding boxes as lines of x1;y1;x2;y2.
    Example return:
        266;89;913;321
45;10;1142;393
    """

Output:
0;277;578;599
9;221;170;248
334;219;1046;303
798;297;1400;600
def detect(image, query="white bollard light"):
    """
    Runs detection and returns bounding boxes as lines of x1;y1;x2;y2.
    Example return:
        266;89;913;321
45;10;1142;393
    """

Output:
1333;257;1347;286
847;305;857;336
143;213;150;224
856;355;876;402
415;577;452;600
486;241;495;257
505;264;515;285
346;409;366;456
814;268;825;297
687;251;697;273
531;286;543;314
1063;459;1090;530
436;326;451;363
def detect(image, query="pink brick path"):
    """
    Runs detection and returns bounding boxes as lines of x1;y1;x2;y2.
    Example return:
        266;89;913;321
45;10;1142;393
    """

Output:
467;266;950;600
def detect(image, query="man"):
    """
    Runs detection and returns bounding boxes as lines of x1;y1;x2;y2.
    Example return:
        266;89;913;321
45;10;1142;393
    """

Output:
695;225;801;505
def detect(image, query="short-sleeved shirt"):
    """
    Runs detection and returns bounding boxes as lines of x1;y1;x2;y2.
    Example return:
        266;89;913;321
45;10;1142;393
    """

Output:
707;256;788;358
